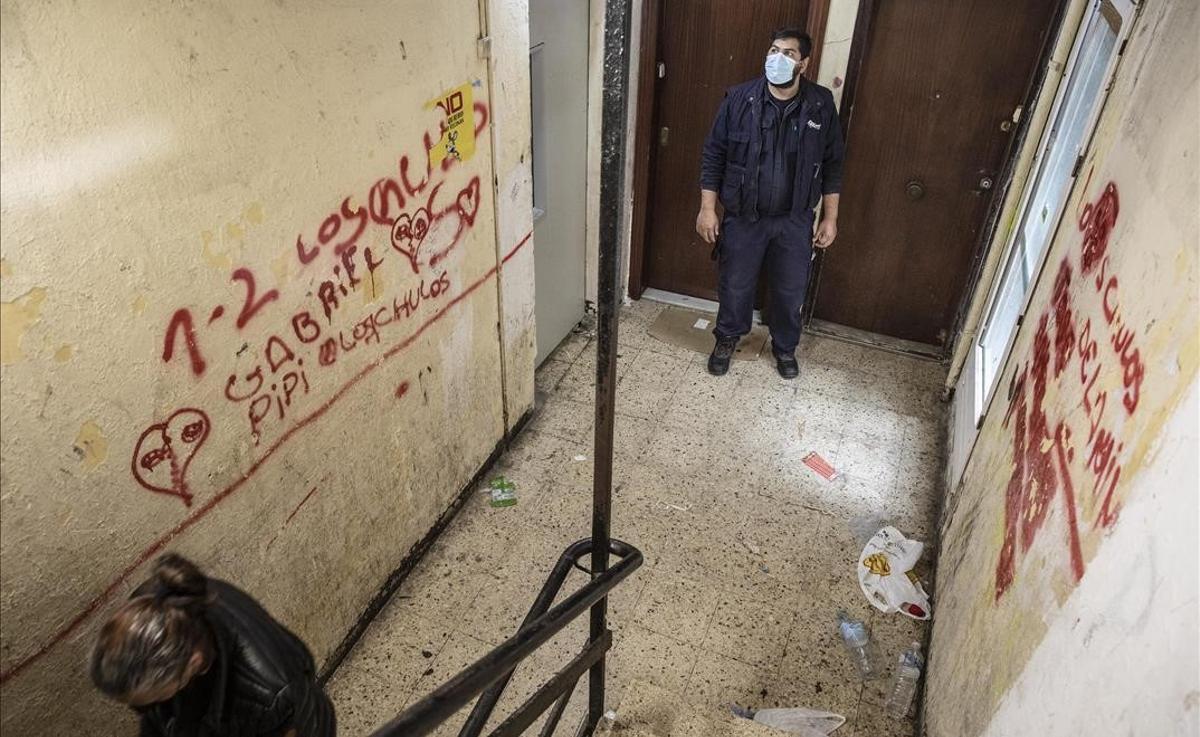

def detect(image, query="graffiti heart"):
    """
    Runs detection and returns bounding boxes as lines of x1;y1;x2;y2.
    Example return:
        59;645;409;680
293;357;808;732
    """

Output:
131;408;211;507
390;207;432;274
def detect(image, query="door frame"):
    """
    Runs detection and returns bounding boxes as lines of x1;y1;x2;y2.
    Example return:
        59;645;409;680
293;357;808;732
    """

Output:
802;0;1073;357
627;0;831;299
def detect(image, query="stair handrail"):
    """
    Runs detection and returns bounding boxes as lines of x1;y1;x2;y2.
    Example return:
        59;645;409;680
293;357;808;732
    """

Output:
366;538;642;737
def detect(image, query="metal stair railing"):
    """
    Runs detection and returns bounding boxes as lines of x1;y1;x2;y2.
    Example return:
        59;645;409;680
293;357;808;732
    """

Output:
367;539;642;737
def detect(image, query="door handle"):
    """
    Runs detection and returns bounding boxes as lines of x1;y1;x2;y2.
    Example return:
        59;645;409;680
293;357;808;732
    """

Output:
905;179;925;200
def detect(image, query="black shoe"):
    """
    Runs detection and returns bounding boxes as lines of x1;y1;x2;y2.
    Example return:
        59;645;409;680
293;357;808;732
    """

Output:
774;350;800;379
707;336;739;376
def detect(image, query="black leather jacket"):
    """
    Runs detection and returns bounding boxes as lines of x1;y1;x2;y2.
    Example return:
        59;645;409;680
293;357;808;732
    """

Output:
136;581;335;737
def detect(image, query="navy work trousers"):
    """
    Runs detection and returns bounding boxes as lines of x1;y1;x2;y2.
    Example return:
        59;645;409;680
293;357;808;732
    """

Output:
714;213;814;355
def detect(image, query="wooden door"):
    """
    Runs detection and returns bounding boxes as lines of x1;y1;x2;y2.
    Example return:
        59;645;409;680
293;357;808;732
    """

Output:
812;0;1059;346
638;0;814;301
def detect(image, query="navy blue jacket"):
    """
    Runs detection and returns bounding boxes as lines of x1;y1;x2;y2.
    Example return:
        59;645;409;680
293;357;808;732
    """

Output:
701;77;845;221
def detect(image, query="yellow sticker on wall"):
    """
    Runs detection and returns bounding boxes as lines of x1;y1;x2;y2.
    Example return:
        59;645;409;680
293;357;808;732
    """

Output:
426;82;475;167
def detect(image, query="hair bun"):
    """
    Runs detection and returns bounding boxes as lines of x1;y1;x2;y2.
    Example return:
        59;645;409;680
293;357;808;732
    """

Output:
150;553;208;610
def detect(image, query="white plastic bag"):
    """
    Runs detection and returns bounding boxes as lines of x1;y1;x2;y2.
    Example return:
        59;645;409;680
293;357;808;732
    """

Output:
857;526;931;620
752;707;846;736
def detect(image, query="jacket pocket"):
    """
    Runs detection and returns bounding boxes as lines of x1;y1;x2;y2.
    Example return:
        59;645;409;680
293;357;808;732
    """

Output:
727;131;750;166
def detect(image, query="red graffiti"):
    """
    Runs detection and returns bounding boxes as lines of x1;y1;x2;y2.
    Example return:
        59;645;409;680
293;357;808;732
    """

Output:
295;102;491;268
316;272;450;368
391;207;432;273
1;230;532;688
1078;181;1119;275
162;309;206;376
223;335;311;445
1090;255;1144;414
131;408;211;507
429;176;483;268
285;486;320;525
232;268;280;329
163;266;279;377
995;178;1144;600
296;234;320;264
395;381;410;399
1050;261;1074;377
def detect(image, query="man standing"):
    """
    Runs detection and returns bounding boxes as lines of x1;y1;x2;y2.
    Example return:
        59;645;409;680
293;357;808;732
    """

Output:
697;28;845;378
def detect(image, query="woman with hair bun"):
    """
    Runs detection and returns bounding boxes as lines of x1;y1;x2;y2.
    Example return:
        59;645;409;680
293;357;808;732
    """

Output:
90;553;335;736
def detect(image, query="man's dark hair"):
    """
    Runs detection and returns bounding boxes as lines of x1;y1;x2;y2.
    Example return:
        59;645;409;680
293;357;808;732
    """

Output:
771;27;813;59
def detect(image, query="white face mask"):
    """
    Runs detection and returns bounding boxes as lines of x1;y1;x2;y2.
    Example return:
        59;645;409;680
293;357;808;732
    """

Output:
764;52;797;85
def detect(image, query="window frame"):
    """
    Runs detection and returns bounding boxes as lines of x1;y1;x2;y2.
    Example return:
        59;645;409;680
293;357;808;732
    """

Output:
973;0;1137;422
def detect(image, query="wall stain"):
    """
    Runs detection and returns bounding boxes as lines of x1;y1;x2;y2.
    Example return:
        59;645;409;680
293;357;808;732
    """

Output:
0;258;12;278
0;287;48;364
53;344;74;363
201;229;234;270
244;201;265;225
132;294;148;315
73;420;109;471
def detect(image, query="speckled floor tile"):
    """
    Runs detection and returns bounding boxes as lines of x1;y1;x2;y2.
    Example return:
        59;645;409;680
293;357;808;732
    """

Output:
328;314;946;734
684;650;781;714
607;623;700;694
631;571;722;645
326;664;411;737
535;358;573;396
336;609;452;695
529;397;595;442
402;632;496;737
386;559;489;624
701;596;796;669
850;700;917;737
547;328;593;364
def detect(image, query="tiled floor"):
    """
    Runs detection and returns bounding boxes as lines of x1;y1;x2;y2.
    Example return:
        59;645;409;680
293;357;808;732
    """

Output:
328;299;947;737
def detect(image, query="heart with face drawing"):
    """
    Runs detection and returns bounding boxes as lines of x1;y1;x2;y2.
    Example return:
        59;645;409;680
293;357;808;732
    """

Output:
131;408;210;507
390;207;431;274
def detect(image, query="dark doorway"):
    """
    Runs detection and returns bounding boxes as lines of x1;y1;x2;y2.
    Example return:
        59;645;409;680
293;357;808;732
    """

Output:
629;0;828;301
811;0;1061;347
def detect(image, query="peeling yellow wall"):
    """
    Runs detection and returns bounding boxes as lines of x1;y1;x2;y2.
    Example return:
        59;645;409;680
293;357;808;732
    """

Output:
0;1;534;734
928;2;1199;735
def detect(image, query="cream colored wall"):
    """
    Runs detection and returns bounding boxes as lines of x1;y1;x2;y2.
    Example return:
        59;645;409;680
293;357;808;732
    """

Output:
814;0;860;109
927;1;1199;735
0;1;534;734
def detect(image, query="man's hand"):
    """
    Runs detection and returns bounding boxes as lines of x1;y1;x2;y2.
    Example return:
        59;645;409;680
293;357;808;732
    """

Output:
814;218;837;249
696;207;720;244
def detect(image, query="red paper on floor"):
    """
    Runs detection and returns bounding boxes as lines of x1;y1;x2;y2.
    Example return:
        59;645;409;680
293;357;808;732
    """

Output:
802;451;839;481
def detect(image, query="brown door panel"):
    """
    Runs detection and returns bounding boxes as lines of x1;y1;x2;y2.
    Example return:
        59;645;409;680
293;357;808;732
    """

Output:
814;0;1059;345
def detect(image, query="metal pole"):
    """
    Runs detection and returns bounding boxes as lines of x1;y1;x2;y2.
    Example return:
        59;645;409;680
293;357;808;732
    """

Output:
589;0;632;729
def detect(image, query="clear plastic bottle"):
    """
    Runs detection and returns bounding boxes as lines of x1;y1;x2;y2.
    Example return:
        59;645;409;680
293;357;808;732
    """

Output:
836;610;883;680
885;642;924;719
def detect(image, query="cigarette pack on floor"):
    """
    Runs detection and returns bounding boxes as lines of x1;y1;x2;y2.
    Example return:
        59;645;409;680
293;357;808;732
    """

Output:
488;476;517;507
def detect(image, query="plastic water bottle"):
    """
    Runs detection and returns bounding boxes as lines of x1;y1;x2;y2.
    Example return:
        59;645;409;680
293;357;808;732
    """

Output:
836;610;882;680
885;642;924;718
